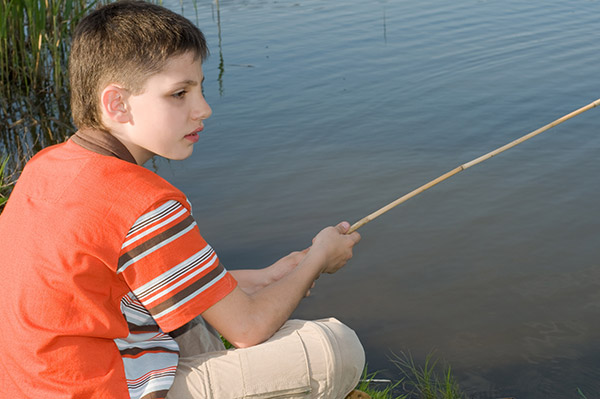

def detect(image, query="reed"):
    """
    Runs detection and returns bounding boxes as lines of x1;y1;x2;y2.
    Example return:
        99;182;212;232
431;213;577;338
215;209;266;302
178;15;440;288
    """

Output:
355;352;468;399
356;368;406;399
0;0;93;101
389;352;465;399
0;0;93;187
0;155;11;211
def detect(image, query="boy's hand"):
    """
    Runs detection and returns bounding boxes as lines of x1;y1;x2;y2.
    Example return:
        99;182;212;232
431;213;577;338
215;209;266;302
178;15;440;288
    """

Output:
203;222;360;347
310;221;361;274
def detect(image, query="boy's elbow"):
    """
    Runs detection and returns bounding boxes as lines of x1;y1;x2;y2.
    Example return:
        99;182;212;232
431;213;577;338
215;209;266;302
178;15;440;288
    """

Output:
205;287;282;348
230;340;257;349
228;335;266;349
226;313;275;348
227;325;272;348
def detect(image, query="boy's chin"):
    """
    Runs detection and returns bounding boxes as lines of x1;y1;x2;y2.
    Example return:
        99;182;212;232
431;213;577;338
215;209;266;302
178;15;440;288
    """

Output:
169;150;194;161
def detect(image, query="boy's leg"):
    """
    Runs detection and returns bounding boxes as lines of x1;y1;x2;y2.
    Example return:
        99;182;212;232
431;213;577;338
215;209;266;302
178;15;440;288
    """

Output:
166;318;365;399
170;315;225;356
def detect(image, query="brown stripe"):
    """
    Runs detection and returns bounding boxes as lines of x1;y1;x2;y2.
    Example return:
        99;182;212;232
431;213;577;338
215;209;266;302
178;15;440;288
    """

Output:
127;322;160;333
70;128;137;164
118;215;195;270
140;390;170;399
148;262;225;316
119;346;179;357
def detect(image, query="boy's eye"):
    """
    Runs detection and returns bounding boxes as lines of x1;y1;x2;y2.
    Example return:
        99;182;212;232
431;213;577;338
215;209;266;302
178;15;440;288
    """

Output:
172;90;187;99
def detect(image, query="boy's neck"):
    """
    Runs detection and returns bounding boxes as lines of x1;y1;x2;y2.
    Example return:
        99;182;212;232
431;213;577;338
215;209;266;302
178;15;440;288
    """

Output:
71;128;138;164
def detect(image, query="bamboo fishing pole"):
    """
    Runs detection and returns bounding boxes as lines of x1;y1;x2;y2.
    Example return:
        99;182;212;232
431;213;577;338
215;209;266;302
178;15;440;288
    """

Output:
348;98;600;234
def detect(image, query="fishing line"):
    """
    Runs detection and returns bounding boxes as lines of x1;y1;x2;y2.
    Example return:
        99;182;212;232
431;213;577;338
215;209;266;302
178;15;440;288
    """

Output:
348;98;600;234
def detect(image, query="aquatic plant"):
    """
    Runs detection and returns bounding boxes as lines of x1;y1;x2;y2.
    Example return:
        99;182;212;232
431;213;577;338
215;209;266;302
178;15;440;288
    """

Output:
354;352;468;399
389;351;465;399
356;367;406;399
0;155;11;211
0;0;94;189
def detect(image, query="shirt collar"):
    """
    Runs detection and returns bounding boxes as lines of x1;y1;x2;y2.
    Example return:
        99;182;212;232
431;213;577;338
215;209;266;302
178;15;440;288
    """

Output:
70;128;137;165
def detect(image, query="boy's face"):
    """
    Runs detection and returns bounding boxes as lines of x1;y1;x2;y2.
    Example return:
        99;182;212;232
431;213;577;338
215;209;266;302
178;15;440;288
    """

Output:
117;52;212;164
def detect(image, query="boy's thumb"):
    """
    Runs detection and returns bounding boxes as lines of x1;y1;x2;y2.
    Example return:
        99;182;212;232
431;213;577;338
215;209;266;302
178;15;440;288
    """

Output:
336;221;350;234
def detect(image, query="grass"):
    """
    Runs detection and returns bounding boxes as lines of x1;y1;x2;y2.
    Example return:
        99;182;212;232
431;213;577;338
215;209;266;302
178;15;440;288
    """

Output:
1;2;594;396
0;155;12;211
389;351;465;399
358;352;465;399
221;334;463;399
0;0;95;198
357;368;406;399
0;0;94;100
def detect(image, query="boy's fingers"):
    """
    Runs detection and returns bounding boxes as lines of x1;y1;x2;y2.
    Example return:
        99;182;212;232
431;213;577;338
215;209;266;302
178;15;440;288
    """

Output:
335;221;361;243
349;230;361;244
335;221;350;233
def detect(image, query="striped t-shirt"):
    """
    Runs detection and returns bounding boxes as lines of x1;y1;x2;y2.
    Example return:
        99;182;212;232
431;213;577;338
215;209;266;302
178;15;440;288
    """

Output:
0;131;237;398
116;199;231;399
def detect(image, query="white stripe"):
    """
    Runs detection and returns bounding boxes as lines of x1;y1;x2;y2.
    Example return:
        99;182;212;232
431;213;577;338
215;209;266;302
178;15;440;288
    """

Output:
122;206;187;249
120;294;154;325
133;247;213;299
136;250;214;301
123;363;177;398
116;337;178;351
143;252;217;305
133;245;212;299
117;221;197;274
153;269;227;320
127;200;180;236
122;307;152;325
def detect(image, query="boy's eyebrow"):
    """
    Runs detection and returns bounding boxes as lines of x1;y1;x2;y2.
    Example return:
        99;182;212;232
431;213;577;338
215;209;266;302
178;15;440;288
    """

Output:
173;77;206;87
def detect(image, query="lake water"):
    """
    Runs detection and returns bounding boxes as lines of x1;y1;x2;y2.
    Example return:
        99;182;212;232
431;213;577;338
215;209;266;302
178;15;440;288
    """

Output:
158;1;600;397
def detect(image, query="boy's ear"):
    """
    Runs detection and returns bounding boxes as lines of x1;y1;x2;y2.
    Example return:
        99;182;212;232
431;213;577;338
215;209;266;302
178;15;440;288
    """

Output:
100;84;130;124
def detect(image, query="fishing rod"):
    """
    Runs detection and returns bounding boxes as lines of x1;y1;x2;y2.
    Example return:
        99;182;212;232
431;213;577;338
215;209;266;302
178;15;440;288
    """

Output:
348;98;600;234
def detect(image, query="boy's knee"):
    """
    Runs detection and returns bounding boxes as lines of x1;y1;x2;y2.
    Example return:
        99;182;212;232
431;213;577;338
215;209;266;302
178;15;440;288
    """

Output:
289;318;365;398
314;318;365;388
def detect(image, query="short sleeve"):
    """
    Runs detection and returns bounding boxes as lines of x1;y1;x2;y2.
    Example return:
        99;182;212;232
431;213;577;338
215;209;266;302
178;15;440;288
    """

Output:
117;199;237;332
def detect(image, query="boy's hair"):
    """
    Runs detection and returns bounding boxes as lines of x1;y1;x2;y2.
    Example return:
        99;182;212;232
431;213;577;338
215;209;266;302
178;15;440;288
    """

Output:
69;0;209;130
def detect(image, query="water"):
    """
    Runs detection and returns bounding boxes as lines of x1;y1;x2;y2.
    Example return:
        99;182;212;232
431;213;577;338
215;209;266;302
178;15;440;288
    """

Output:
157;1;600;397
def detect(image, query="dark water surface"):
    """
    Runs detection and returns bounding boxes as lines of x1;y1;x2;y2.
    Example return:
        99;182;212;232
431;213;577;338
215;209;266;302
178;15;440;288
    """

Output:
158;1;600;397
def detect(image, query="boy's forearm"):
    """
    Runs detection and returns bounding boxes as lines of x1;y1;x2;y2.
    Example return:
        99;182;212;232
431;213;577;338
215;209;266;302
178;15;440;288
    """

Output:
228;250;308;295
203;223;357;348
204;250;325;348
228;268;275;295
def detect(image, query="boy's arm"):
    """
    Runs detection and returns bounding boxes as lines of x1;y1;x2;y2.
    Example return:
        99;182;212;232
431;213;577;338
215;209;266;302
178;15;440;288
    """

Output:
201;222;360;349
228;249;309;295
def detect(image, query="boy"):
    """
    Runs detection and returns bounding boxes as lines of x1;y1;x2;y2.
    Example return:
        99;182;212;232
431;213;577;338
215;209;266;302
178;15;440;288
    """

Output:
0;1;365;398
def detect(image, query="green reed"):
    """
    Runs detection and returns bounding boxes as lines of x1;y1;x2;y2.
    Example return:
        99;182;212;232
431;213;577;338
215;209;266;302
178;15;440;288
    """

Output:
354;352;467;399
0;0;94;186
0;155;11;211
388;352;465;399
357;368;406;399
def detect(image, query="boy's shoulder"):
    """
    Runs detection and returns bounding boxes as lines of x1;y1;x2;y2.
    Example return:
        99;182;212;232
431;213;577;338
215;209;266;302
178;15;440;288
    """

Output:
16;137;185;209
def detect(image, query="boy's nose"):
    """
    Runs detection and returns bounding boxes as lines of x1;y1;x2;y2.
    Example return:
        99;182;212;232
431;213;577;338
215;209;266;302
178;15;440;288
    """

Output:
192;95;212;121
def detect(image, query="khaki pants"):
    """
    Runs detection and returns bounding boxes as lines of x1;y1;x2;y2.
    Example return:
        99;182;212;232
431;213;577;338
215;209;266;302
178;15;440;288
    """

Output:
166;317;365;399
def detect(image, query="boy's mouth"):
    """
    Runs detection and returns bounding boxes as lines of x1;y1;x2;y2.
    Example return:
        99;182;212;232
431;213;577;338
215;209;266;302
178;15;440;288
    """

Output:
184;127;203;143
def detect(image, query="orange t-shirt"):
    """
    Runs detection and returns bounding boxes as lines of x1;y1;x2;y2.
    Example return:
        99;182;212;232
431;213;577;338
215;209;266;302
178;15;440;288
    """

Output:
0;138;237;398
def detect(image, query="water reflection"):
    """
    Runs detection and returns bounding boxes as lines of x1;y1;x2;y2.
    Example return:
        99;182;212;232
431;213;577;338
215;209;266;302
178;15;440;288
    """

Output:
213;0;225;95
0;87;74;178
5;0;600;397
162;1;600;397
0;1;83;181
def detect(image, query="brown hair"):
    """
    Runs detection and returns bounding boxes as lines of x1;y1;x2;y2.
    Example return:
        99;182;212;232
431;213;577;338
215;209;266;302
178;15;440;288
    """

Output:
69;0;209;130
